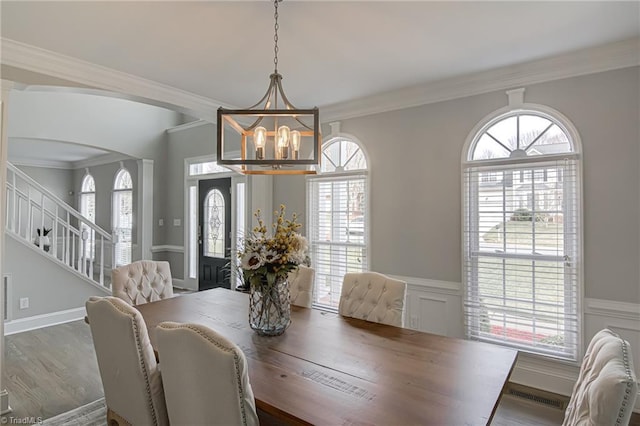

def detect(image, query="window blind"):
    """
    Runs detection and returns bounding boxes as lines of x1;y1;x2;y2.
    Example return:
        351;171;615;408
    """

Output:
308;173;369;310
80;192;95;260
113;189;133;267
463;158;580;361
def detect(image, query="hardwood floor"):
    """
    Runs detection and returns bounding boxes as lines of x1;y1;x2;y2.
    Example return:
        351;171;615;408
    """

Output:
1;319;638;425
1;320;103;424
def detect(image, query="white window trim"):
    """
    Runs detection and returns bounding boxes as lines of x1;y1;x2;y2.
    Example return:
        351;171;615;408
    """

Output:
183;155;246;291
79;171;96;260
112;166;133;267
461;102;584;362
306;131;372;311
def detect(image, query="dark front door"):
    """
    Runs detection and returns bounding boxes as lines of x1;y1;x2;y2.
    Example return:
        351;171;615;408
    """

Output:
198;178;231;291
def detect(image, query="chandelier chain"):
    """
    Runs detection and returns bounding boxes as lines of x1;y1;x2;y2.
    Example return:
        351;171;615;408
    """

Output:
273;0;280;73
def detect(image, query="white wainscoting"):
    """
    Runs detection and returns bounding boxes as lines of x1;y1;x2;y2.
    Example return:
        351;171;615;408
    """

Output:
393;275;640;412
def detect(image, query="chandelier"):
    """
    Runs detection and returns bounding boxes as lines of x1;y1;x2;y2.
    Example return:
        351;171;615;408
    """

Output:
216;0;320;175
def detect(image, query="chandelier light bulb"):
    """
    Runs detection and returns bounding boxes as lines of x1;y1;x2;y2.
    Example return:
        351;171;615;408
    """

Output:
291;130;301;159
277;126;291;148
277;125;290;159
254;126;267;160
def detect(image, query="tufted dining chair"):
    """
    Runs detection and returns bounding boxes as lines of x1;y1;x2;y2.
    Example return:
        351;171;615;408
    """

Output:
288;265;315;308
86;296;169;426
563;328;638;426
156;322;259;426
111;260;173;305
338;272;407;327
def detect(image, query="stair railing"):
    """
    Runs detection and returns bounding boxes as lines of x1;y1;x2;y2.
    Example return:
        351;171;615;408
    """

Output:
5;163;113;288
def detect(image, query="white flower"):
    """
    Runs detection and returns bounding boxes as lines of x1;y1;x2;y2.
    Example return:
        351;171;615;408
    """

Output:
262;249;281;264
241;251;263;270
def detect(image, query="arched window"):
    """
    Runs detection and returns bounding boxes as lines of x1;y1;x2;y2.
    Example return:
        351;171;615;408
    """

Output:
204;188;226;258
113;167;133;267
307;136;369;309
79;171;96;260
463;107;581;361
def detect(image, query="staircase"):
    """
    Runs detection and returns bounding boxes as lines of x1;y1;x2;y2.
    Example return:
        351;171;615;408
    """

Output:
5;163;113;290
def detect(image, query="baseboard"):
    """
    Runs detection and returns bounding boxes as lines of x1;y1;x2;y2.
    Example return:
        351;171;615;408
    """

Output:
510;353;579;396
4;307;86;335
172;278;185;289
510;347;640;413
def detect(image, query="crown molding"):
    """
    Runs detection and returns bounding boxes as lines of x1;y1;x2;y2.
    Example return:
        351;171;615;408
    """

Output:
321;38;640;122
72;152;131;169
3;37;638;124
9;157;73;170
1;38;236;121
166;119;211;134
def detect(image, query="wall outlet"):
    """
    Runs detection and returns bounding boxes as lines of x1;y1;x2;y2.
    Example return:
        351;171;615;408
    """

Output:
159;218;164;226
173;218;181;227
19;297;29;310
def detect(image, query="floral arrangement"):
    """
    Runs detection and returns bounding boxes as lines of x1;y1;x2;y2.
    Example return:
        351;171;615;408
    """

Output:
239;205;309;289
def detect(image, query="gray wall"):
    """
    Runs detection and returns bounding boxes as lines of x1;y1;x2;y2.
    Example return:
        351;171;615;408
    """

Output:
4;236;109;320
275;66;640;304
164;122;216;247
8;91;184;159
15;165;74;205
273;175;307;234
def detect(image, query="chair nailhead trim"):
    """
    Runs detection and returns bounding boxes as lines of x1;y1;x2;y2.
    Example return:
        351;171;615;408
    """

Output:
615;334;635;425
106;300;160;426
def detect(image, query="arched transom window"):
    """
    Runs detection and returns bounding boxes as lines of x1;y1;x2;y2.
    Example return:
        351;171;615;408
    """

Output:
463;108;581;361
470;113;571;160
308;137;369;310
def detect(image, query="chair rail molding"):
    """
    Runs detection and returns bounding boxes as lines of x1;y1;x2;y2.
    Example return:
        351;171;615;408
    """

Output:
150;245;184;254
390;275;461;296
584;298;640;321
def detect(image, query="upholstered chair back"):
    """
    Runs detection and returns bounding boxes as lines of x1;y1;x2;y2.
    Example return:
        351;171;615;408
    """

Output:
85;296;168;426
156;322;259;426
288;265;315;308
563;328;638;426
338;272;407;327
112;260;173;305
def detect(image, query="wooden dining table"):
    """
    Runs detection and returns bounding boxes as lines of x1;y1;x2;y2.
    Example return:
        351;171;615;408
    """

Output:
136;288;518;425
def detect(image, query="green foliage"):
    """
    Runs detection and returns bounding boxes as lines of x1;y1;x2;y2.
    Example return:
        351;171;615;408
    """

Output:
539;334;564;346
510;208;546;222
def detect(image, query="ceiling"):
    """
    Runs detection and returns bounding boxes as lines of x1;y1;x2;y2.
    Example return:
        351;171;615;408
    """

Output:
8;137;117;168
2;1;639;110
